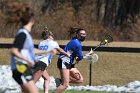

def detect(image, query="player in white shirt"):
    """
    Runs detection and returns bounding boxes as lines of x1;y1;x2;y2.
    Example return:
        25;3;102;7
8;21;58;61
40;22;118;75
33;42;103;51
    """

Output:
33;28;70;93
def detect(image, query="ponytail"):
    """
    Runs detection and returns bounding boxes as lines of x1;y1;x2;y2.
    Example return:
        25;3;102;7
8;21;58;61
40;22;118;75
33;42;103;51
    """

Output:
41;27;54;40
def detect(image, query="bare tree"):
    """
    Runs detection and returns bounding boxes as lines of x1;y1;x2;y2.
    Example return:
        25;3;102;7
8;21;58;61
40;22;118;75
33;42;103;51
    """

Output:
96;0;140;30
41;0;58;14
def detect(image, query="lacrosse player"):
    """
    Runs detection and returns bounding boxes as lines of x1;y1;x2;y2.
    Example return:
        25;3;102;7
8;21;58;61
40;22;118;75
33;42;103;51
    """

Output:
9;3;54;93
55;27;94;93
33;28;70;93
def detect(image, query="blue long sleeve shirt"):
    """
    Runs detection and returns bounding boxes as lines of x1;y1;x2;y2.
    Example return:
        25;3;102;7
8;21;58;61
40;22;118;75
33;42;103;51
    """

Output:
60;38;83;64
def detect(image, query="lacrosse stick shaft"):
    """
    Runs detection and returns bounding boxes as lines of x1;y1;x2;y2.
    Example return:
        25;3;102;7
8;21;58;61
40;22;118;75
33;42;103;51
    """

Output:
93;41;108;51
89;59;93;86
93;44;101;51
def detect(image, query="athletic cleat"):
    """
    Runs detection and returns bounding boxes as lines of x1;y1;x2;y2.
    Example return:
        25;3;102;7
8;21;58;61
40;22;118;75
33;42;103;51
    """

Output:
55;78;62;87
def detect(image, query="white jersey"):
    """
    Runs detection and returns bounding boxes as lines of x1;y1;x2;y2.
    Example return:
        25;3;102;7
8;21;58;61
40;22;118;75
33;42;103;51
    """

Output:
35;39;60;66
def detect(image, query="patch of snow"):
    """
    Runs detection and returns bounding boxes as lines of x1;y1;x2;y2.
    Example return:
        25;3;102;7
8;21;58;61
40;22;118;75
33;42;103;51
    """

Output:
1;65;140;93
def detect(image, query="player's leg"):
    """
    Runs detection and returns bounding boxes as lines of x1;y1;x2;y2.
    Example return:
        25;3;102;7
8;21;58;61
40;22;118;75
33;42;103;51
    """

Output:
33;61;47;83
12;68;39;93
20;80;39;93
69;68;83;83
55;69;70;93
33;69;43;83
42;70;50;93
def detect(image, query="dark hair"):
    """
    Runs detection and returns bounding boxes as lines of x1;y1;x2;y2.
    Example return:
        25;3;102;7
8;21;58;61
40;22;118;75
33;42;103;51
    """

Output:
68;27;84;38
4;1;34;26
41;27;54;40
20;7;34;26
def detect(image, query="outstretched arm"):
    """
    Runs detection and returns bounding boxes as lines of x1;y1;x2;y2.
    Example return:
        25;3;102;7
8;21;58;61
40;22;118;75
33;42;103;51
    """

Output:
56;48;71;57
34;48;58;55
34;48;49;55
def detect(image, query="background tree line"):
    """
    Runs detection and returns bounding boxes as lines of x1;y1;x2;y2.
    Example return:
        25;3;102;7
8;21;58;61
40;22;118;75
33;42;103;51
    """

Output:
0;0;140;41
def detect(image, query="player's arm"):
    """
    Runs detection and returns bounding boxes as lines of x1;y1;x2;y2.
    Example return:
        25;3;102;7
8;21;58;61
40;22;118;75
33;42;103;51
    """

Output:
83;48;94;58
34;48;57;56
75;45;83;61
56;48;71;57
86;48;94;55
11;48;34;66
34;48;50;54
53;41;70;57
10;33;34;66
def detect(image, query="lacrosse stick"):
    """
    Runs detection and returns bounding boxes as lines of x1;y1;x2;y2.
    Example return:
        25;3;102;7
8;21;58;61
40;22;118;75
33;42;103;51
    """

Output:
88;53;99;86
72;53;99;85
93;34;113;51
72;53;98;65
89;35;113;85
83;54;98;62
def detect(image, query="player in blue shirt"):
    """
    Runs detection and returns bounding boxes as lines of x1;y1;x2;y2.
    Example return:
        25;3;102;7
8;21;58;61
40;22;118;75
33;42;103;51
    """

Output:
55;27;93;93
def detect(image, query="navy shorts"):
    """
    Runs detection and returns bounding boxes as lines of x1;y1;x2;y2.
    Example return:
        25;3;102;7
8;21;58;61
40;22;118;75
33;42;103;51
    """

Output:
34;61;47;71
57;58;74;69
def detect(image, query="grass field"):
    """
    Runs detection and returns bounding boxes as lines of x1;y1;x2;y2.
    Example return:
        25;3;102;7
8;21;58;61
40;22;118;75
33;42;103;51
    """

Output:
1;48;140;86
1;38;140;86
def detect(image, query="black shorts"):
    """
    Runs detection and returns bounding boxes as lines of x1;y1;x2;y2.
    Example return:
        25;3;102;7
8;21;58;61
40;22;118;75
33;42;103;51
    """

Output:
57;58;73;69
34;61;47;71
12;68;33;85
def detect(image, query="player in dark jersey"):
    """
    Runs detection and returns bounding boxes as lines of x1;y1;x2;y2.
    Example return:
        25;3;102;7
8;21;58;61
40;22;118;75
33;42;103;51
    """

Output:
55;27;93;93
8;2;53;93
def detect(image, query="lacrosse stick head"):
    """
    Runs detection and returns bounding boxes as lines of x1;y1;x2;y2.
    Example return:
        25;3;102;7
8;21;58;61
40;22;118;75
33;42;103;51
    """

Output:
100;34;113;46
90;53;98;63
84;54;98;63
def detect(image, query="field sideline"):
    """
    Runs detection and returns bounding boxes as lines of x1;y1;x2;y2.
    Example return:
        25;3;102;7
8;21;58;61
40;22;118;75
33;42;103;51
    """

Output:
1;38;140;48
